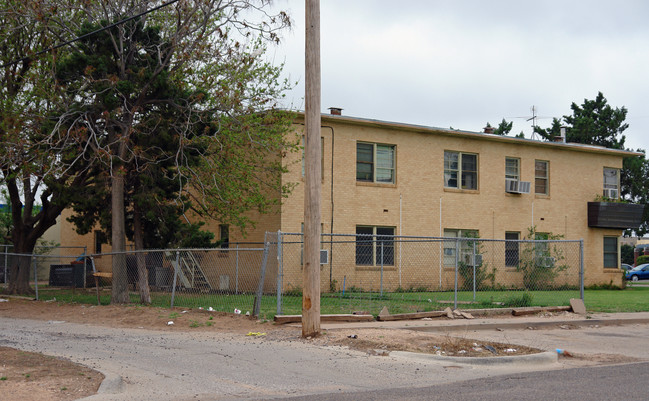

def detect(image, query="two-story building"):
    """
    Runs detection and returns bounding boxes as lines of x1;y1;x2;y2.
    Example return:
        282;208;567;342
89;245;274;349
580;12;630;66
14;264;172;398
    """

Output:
60;110;644;290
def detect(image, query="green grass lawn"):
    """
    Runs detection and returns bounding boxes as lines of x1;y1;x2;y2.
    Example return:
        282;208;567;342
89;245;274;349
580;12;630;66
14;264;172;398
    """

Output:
29;285;649;318
583;285;649;312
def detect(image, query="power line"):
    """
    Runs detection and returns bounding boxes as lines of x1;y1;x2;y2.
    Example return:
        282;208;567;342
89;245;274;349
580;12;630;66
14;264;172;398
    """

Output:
1;0;181;69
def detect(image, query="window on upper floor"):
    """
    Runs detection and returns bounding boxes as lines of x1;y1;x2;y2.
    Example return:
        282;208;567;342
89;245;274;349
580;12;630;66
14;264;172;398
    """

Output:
219;224;229;248
355;226;395;266
505;157;520;181
444;151;478;190
535;160;549;195
356;142;395;184
603;236;618;268
603;167;619;199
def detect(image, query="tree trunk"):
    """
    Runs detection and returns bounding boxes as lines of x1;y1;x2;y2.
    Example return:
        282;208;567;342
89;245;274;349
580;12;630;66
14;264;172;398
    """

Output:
133;204;151;304
6;211;39;295
111;172;130;304
6;252;33;295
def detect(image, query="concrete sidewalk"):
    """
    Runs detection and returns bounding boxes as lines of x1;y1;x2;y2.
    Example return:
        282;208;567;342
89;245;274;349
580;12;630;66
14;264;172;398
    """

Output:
319;311;649;332
318;310;649;367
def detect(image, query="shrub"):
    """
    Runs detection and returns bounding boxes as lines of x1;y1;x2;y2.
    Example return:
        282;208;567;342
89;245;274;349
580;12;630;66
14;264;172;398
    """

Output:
458;262;495;291
284;286;302;297
515;226;568;290
636;255;649;265
503;292;533;307
586;281;624;290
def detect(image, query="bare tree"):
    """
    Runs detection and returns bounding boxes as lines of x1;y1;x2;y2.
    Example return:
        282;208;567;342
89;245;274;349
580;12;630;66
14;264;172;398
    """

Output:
0;1;93;294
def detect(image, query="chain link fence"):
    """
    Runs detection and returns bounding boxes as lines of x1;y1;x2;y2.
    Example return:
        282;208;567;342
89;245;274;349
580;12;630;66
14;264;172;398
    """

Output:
87;245;276;314
273;232;583;316
1;232;583;318
1;239;281;318
0;245;87;285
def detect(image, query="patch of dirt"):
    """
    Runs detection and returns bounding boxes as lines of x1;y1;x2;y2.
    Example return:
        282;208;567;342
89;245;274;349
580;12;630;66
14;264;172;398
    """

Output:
311;328;539;357
0;297;541;400
0;346;103;401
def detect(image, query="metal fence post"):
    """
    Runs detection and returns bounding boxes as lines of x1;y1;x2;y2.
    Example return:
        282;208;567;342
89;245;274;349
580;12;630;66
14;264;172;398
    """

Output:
91;256;101;305
83;246;87;288
253;242;270;317
380;241;384;297
580;239;585;300
454;238;459;309
472;240;476;301
235;243;239;294
3;245;7;284
33;255;38;300
276;230;283;316
171;251;180;308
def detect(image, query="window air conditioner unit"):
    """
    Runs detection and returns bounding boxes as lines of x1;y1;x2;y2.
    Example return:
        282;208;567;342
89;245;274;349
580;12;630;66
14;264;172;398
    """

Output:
537;256;555;268
603;188;619;199
463;253;483;266
320;249;329;265
505;179;531;194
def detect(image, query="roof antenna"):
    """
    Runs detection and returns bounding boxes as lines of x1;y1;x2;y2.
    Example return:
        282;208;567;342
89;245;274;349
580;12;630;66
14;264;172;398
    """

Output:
528;105;538;140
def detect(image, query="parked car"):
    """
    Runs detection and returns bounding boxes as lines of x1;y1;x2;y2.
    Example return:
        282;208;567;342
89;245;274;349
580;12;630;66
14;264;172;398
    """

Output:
625;263;649;281
622;263;633;272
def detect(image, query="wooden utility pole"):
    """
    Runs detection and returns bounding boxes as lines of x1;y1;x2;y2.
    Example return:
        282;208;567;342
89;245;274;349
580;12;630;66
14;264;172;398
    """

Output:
302;0;321;337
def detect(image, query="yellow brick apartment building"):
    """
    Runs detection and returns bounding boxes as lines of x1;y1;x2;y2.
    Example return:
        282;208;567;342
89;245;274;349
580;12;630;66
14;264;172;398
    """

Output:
60;111;643;289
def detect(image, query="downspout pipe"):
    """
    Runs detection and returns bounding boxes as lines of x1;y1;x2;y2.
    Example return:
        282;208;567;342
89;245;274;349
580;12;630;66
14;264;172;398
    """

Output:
296;120;335;289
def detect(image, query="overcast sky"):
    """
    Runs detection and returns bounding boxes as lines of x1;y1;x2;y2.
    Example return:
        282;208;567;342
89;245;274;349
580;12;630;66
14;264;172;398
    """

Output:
268;0;649;152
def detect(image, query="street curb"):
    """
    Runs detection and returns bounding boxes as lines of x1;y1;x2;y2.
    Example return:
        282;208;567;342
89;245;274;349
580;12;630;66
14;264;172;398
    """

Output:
96;372;124;394
408;317;649;333
77;371;123;400
390;350;558;366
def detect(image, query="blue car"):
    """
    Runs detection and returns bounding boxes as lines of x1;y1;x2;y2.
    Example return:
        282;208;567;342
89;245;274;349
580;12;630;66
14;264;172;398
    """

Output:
626;263;649;282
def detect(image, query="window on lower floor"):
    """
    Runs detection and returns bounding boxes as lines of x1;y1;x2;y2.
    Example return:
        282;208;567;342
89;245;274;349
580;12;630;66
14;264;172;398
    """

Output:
505;231;520;267
300;222;324;265
355;226;395;266
603;236;618;268
534;232;550;258
444;151;478;190
443;229;478;266
94;230;106;254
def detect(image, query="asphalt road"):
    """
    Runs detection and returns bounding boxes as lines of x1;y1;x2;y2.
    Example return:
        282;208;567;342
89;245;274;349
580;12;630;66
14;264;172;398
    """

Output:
272;362;649;401
0;317;564;401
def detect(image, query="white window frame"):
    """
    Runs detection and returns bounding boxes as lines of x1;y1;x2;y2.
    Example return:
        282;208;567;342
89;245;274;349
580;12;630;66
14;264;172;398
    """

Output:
443;229;478;267
535;160;549;195
356;142;396;184
355;226;395;266
505;157;520;181
603;167;620;198
505;231;520;267
444;151;478;190
603;236;619;269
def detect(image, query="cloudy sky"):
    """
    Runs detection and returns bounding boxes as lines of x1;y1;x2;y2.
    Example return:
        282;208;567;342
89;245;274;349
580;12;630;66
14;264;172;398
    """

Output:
268;0;649;152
